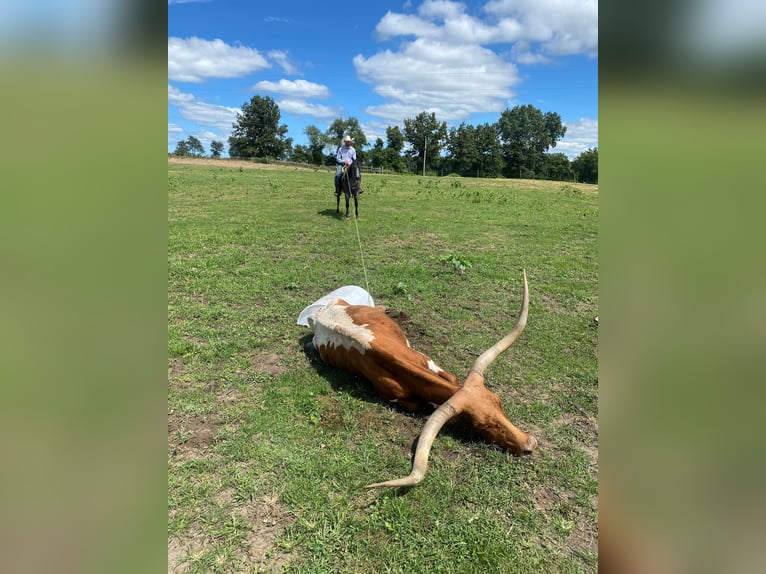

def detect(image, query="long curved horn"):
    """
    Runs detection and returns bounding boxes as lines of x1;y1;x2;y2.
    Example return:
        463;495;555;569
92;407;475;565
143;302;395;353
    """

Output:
469;270;528;378
366;271;529;488
365;401;459;488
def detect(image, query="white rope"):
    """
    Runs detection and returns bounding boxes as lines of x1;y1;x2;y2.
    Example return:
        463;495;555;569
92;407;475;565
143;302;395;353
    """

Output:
352;211;371;296
343;169;371;296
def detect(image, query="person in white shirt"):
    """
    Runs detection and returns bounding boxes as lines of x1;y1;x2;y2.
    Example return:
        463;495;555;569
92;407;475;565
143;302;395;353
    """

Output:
334;135;357;197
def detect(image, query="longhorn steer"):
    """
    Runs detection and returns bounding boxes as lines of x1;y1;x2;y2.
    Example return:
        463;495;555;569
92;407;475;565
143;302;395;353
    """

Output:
301;272;537;487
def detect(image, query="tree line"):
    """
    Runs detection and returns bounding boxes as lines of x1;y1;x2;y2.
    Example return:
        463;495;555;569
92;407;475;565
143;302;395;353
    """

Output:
171;95;597;183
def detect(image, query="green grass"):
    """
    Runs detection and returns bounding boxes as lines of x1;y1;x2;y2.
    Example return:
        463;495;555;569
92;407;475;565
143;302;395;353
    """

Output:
168;159;598;573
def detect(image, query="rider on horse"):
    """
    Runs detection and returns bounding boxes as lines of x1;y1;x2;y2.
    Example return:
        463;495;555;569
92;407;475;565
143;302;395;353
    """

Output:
335;134;356;197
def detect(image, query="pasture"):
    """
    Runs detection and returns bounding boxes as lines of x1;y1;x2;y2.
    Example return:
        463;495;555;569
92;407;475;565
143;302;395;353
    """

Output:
168;158;598;573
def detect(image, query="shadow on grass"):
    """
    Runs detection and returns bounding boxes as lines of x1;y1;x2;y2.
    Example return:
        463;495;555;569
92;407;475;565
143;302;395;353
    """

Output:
296;332;488;464
316;208;345;219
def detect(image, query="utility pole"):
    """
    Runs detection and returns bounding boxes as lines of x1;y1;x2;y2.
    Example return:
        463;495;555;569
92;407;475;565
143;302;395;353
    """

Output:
423;135;427;176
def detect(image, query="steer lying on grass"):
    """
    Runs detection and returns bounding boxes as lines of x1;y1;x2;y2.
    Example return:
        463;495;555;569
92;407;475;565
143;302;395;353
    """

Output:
297;274;537;487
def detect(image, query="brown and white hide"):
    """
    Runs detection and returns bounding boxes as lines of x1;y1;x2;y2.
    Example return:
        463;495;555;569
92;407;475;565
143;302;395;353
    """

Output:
307;299;460;412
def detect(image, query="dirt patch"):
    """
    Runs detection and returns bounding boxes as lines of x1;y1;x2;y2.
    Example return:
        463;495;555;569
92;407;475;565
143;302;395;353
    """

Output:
540;294;568;314
237;492;294;570
168;535;205;574
168;358;185;381
252;352;285;376
168;413;223;461
168;493;294;574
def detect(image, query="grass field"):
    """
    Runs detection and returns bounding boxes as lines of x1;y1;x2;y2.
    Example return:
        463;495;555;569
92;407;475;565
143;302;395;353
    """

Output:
168;158;598;573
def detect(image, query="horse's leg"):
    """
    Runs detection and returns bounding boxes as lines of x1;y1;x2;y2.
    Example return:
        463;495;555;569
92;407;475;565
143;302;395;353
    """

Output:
353;191;359;218
344;190;350;218
336;192;340;214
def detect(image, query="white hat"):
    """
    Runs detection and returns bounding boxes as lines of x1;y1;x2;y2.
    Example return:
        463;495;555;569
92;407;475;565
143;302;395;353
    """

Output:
343;135;353;142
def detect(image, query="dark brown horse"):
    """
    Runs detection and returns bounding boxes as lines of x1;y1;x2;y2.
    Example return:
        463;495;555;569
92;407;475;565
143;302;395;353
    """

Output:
336;157;362;219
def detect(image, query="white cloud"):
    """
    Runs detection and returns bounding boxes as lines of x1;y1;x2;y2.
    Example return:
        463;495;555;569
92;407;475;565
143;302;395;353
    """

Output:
357;1;596;122
483;0;598;57
267;50;300;75
556;117;598;159
355;38;518;122
254;79;330;99
168;85;240;134
168;37;270;82
277;99;339;119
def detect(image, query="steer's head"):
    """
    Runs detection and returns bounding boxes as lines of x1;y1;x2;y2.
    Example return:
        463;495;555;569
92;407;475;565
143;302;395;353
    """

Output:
366;270;537;488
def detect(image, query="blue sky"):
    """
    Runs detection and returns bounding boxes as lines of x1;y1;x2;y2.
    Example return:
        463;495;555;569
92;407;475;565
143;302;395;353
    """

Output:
168;0;598;159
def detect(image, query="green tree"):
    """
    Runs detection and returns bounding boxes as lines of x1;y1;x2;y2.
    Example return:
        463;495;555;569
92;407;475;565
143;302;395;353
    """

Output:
497;104;566;178
385;125;405;153
173;139;189;157
446;122;503;177
403;111;447;174
381;126;406;172
304;125;328;165
290;144;311;164
476;123;504;178
228;95;290;159
185;135;205;157
542;153;574;181
369;138;385;169
572;147;598;183
210;140;224;158
447;123;480;176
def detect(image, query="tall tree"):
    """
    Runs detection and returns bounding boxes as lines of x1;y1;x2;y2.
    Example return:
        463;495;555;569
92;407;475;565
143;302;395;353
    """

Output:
542;153;574;181
210;140;224;158
446;122;502;177
185;135;205;157
304;125;327;165
572;147;598;183
369;138;385;169
290;144;311;164
497;105;566;178
228;95;290;159
475;123;504;178
447;123;480;176
173;140;189;157
385;125;405;153
403;111;447;174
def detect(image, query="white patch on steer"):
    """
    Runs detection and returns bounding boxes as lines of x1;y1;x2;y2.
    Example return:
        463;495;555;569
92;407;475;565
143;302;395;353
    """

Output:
427;359;444;374
308;301;374;353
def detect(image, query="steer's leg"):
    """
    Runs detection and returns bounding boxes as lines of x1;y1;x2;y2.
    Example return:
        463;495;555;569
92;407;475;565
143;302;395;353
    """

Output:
371;375;424;412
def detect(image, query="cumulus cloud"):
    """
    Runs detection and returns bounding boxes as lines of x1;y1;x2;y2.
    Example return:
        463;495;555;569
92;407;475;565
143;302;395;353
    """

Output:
355;37;518;122
277;99;339;119
254;79;330;99
168;37;270;82
356;0;596;122
556;117;598;159
483;0;598;57
168;85;240;134
375;0;596;56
